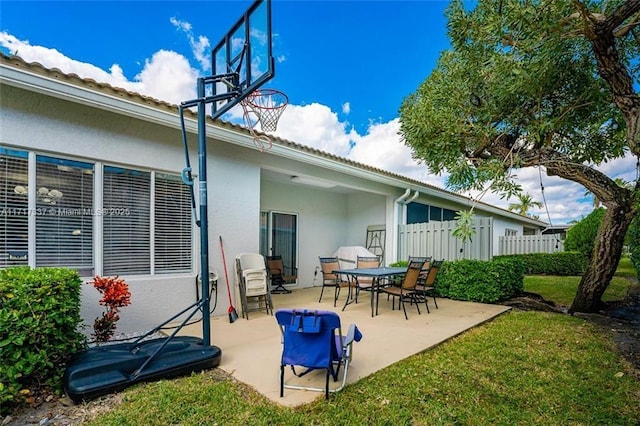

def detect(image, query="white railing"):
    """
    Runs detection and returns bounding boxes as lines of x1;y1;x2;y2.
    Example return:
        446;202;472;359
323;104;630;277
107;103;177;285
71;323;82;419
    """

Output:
398;218;493;261
498;235;564;255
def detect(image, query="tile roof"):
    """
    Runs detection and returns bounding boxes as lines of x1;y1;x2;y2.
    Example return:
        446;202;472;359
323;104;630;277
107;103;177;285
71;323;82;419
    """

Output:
0;53;547;226
0;53;438;185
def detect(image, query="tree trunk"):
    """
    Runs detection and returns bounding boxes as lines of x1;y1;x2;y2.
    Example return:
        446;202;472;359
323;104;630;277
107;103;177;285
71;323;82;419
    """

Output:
569;201;635;313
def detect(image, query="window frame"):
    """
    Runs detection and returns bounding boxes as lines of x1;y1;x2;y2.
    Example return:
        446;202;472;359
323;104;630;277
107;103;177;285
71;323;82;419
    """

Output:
0;148;194;277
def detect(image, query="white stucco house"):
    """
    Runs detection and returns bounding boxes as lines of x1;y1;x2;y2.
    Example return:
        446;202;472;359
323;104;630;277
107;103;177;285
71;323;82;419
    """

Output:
0;54;548;333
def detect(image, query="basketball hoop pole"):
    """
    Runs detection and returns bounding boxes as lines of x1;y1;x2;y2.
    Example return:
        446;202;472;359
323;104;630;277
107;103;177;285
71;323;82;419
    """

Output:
178;0;275;347
180;74;242;347
181;75;285;344
196;78;211;347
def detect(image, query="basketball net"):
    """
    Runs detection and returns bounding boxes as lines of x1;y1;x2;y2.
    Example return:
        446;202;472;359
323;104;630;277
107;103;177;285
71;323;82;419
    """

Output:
240;89;288;151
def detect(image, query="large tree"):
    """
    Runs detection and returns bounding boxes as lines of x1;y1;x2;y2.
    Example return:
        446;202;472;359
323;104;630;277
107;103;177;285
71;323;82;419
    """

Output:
399;0;640;313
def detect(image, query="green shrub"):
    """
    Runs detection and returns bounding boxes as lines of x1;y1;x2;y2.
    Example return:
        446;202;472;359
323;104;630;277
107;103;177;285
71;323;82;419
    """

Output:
627;213;640;280
436;258;525;303
0;267;87;414
389;260;408;268
564;207;605;258
494;252;588;275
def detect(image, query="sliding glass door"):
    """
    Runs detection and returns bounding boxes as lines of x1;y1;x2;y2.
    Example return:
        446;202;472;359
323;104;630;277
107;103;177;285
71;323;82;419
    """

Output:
260;211;297;281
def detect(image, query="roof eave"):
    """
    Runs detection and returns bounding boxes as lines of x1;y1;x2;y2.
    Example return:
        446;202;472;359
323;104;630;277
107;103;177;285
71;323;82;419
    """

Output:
0;57;547;228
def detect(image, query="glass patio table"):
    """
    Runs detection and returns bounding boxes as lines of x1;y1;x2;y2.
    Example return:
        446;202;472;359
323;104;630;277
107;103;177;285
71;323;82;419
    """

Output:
333;266;407;317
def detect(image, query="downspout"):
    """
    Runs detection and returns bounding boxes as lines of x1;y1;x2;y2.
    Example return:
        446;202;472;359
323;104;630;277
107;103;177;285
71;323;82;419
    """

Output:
398;191;420;261
406;191;419;204
391;189;412;263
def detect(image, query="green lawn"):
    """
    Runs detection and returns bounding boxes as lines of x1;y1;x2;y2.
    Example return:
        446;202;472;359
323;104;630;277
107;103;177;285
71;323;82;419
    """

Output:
524;256;637;306
87;259;640;426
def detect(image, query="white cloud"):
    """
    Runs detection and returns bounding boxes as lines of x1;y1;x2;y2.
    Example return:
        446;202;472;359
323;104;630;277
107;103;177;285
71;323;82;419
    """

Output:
0;31;130;87
170;17;210;71
133;50;198;105
348;119;430;181
3;29;634;225
274;103;354;156
169;17;191;32
595;153;638;184
0;31;199;104
276;104;638;225
342;102;351;115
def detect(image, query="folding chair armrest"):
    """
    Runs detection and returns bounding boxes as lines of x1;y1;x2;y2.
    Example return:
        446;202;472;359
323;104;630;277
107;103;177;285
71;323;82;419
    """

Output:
343;323;362;347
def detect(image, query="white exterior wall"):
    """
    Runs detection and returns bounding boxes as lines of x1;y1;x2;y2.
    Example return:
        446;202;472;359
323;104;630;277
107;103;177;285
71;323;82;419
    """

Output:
1;85;262;333
490;217;524;256
207;144;262;324
261;180;349;288
1;72;548;335
346;192;386;247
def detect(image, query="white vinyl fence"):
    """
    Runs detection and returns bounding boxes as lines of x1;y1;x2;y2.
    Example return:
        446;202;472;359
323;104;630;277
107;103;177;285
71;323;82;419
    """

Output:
398;218;493;261
498;235;564;255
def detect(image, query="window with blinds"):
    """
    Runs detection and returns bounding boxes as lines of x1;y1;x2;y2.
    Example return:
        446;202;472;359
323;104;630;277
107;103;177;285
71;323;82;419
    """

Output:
1;149;194;276
103;166;151;275
35;156;94;273
0;148;28;267
154;173;192;273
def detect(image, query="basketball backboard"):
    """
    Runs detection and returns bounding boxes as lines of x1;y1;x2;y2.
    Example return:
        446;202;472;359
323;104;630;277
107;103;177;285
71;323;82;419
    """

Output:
211;0;274;119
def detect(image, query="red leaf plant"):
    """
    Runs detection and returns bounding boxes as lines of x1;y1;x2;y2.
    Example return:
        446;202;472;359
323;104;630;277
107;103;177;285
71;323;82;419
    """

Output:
91;275;131;343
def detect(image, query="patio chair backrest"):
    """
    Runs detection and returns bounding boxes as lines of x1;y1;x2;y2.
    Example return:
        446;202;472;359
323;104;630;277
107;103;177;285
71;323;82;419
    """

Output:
267;255;285;276
356;256;379;285
401;260;424;290
356;256;380;269
423;260;443;285
319;257;340;281
409;256;432;271
267;255;297;279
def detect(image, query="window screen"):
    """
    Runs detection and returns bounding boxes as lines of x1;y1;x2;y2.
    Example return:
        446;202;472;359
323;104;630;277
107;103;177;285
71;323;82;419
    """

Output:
103;166;150;275
154;173;192;273
0;148;28;267
35;155;94;272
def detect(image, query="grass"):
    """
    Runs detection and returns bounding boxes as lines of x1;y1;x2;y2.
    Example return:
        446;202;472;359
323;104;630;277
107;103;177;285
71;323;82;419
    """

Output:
524;256;637;306
86;259;640;425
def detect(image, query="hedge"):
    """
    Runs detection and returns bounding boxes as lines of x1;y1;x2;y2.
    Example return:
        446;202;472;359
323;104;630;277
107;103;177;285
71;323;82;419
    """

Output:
0;267;87;414
493;252;587;276
394;257;525;303
435;257;525;303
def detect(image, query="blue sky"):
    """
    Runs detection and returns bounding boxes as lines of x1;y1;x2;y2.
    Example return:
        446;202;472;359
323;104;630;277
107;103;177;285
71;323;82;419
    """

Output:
1;1;449;133
1;0;628;224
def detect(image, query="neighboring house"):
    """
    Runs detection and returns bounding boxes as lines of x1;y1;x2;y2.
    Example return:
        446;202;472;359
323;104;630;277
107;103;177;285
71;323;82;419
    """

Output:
542;224;569;238
0;54;548;333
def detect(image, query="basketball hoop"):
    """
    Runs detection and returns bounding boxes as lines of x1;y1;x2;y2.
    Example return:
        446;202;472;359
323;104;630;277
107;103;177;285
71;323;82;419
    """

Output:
240;88;288;150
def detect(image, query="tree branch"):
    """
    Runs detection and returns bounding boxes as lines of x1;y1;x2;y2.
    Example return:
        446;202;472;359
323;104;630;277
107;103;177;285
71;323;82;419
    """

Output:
577;0;640;155
517;147;632;207
613;13;640;37
603;0;640;32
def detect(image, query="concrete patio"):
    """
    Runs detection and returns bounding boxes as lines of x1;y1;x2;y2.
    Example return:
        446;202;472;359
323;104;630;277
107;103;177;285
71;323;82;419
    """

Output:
178;286;510;407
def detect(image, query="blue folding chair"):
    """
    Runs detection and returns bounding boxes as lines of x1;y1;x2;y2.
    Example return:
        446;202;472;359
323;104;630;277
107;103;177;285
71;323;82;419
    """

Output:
275;309;363;399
